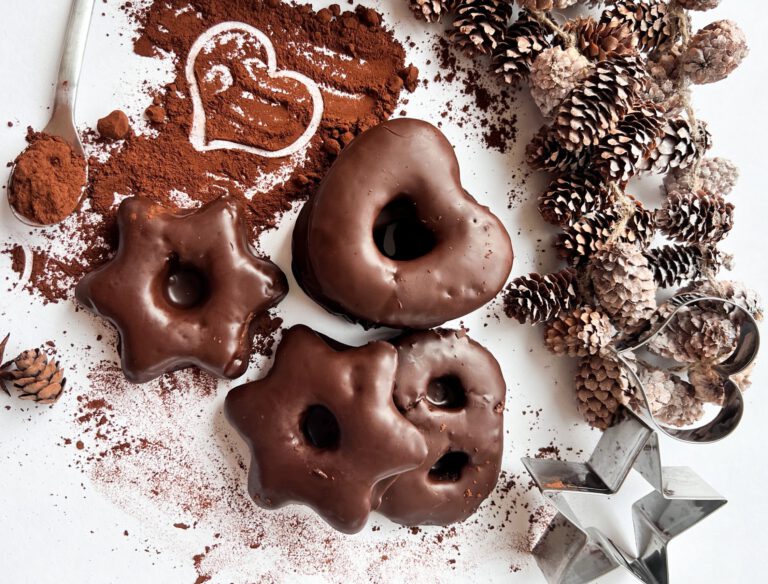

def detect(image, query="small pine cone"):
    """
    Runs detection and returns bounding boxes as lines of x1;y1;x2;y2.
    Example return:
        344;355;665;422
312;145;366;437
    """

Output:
575;354;632;430
594;101;666;182
538;169;611;226
646;46;686;114
601;0;674;53
554;56;646;151
556;199;655;265
647;302;739;364
529;47;592;117
503;268;581;324
449;0;513;55
517;0;578;9
664;157;739;197
644;243;727;288
566;17;638;61
689;361;754;406
544;306;617;357
409;0;457;23
656;190;734;244
492;11;552;84
676;0;720;10
3;349;66;404
642;117;710;174
591;242;657;330
638;369;704;428
679;279;764;322
526;126;591;172
683;20;749;85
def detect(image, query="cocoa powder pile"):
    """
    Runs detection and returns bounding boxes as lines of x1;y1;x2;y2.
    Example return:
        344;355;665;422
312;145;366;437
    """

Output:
9;131;87;225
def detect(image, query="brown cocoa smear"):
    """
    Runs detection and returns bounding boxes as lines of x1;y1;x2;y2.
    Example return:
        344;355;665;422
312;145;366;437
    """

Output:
8;131;86;225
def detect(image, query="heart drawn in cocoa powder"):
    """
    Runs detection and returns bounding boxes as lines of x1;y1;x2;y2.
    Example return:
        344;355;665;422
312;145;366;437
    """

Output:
186;22;324;158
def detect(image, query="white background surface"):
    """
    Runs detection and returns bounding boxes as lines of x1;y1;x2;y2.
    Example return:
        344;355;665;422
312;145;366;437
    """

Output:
0;1;766;583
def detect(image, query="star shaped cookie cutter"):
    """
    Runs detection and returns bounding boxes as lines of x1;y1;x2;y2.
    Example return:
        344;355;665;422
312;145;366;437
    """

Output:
523;407;727;584
610;293;760;444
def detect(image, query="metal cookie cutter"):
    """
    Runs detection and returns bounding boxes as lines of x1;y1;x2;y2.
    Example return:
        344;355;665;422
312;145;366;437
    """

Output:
522;407;727;584
611;294;760;444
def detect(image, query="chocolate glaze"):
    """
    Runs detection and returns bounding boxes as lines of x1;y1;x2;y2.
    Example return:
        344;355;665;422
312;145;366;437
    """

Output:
75;196;288;383
292;118;514;329
224;325;429;534
379;329;506;526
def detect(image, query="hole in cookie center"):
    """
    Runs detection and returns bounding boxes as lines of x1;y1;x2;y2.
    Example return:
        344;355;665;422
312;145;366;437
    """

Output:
164;257;209;309
302;405;341;450
428;451;470;483
426;375;467;410
373;198;436;261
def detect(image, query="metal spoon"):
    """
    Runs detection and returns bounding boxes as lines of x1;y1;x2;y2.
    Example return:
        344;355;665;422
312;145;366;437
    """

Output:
7;0;95;227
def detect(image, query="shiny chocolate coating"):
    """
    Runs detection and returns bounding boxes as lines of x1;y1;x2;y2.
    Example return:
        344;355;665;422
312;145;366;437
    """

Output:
75;196;288;383
292;118;514;329
379;329;506;526
224;325;429;534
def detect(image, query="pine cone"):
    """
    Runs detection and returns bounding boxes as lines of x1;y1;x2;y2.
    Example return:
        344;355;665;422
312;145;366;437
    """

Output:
689;361;754;406
554;56;646;151
575;354;632;430
641;117;710;174
676;0;720;10
538;169;611;226
591;241;657;330
517;0;578;9
450;0;513;55
664;157;739;197
679;279;764;322
529;47;592;118
644;243;727;288
409;0;457;22
556;199;655;265
566;17;637;61
638;369;704;428
493;11;552;84
594;101;665;182
503;268;581;324
526;126;591;172
544;306;617;357
0;347;66;404
646;46;686;114
656;190;734;244
601;0;674;53
683;20;749;85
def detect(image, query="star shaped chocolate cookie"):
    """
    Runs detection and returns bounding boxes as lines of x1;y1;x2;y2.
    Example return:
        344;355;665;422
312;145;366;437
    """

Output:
76;196;288;383
224;325;429;534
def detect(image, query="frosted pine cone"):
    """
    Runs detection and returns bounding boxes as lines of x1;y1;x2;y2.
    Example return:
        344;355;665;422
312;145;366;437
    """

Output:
575;354;632;430
538;169;610;226
689;362;755;405
450;0;513;55
526;126;590;172
644;243;728;288
642;118;711;174
566;17;637;62
646;46;686;114
544;306;617;357
591;242;657;330
601;0;673;52
639;369;704;428
683;20;749;85
676;0;720;10
409;0;456;22
664;157;739;197
493;11;552;84
517;0;578;9
504;268;581;324
679;280;764;322
529;47;591;118
656;190;734;244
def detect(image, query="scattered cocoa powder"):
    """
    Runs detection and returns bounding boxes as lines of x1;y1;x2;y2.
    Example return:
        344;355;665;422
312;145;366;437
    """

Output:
97;110;131;141
8;131;86;225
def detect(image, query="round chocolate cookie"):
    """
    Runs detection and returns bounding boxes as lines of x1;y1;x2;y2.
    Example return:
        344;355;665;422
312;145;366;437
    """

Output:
379;329;506;526
292;118;513;329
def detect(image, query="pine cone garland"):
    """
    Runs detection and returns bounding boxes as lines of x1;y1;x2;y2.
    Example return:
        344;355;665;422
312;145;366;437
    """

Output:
554;56;646;151
575;354;632;430
566;17;638;61
656;190;734;244
493;11;552;84
538;169;611;226
644;243;727;288
529;47;592;118
504;268;581;324
544;306;616;357
641;117;710;174
591;242;657;330
0;347;66;404
450;0;513;55
664;157;739;197
409;0;457;22
638;369;704;428
526;126;591;172
601;0;674;53
594;101;666;182
683;20;749;85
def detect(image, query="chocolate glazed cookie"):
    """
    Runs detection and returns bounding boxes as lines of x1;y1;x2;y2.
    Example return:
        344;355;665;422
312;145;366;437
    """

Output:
292;118;513;329
379;329;506;526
